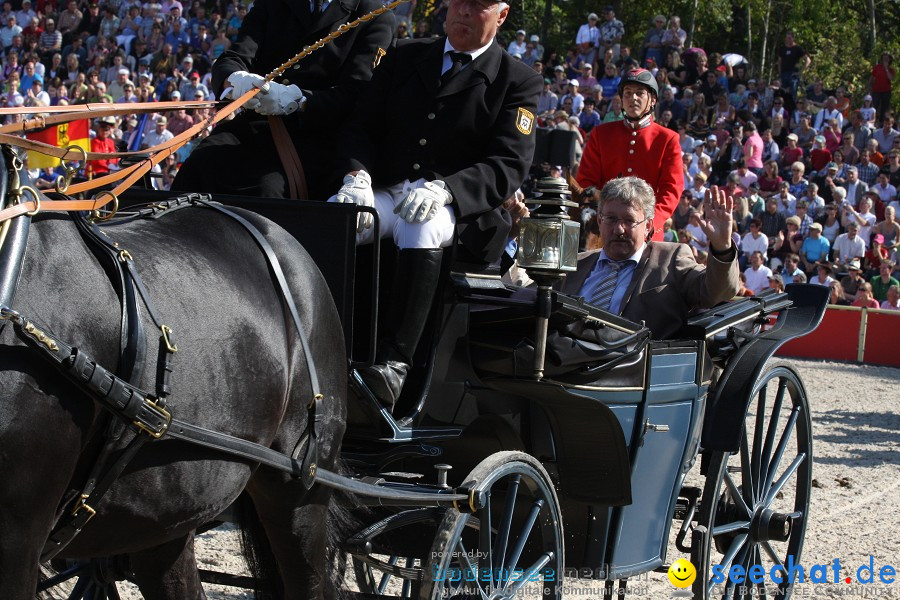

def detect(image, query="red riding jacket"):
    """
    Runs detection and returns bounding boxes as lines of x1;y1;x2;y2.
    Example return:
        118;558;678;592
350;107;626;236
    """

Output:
576;118;683;241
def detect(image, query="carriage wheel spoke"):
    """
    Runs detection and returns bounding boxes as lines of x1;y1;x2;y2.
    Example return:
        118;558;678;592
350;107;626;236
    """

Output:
505;551;554;597
752;385;767;504
740;435;756;508
724;470;753;518
707;533;749;596
724;540;753;599
760;379;787;488
750;547;768;600
38;563;89;591
764;407;800;494
67;573;91;599
456;539;491;600
761;541;783;567
711;519;751;537
765;454;806;506
478;493;492;585
503;499;544;581
492;474;520;588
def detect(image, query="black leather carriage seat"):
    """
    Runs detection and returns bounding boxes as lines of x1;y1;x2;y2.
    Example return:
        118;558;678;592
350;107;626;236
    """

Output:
458;275;650;389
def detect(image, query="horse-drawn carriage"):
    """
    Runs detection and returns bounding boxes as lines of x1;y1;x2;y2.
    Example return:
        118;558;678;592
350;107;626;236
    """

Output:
0;135;829;600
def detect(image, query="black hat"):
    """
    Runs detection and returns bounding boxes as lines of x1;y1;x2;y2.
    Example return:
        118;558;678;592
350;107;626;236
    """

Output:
617;68;659;99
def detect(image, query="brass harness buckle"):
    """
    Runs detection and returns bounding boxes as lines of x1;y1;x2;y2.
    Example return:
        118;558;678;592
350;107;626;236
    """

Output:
133;397;172;439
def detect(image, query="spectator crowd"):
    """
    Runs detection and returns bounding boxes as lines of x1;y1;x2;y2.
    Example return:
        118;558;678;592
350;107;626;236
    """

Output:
498;8;897;311
0;0;898;313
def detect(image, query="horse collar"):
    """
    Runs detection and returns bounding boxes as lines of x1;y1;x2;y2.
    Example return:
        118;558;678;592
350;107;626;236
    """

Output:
0;146;32;326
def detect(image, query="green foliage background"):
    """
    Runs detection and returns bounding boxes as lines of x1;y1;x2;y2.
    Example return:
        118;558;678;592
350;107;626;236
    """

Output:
414;0;900;106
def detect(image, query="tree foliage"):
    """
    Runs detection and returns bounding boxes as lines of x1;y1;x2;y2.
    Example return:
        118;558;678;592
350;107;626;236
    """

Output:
425;0;900;107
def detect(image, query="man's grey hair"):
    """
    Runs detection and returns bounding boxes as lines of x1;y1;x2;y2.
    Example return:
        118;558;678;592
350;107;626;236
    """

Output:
598;177;656;222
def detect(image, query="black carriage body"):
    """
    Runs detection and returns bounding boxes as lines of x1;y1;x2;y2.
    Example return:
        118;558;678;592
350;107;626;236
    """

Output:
114;190;828;584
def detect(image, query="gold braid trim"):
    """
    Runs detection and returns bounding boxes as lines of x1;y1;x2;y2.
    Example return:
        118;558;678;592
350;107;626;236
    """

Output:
263;0;410;83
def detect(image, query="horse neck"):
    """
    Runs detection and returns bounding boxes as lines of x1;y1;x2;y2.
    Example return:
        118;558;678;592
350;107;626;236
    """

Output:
15;215;123;367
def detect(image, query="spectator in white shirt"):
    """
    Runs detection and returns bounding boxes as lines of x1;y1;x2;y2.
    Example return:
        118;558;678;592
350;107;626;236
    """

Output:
141;116;174;150
832;221;867;269
507;29;526;56
741;218;769;263
871;171;897;204
575;13;600;47
744;250;773;294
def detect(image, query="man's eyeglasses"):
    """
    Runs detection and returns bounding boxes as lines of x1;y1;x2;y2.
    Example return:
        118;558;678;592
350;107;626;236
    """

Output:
599;215;649;230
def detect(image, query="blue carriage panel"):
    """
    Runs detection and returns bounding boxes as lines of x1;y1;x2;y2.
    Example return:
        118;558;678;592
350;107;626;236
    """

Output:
603;344;707;577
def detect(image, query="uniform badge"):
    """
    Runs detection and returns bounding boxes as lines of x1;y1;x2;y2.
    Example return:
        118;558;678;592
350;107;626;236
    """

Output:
373;47;386;69
516;107;535;135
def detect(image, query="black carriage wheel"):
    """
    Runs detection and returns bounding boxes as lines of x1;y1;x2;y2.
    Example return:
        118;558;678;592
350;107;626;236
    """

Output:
693;363;812;600
346;507;448;598
38;559;128;600
421;451;564;600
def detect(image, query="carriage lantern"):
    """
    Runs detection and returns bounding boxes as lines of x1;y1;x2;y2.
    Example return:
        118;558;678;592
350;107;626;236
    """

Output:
517;176;580;275
517;177;580;380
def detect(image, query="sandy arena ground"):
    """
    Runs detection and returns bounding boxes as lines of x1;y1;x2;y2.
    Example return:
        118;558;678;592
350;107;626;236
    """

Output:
102;358;899;599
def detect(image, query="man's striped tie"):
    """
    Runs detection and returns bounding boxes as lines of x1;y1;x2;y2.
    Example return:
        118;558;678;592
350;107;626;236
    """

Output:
590;261;623;311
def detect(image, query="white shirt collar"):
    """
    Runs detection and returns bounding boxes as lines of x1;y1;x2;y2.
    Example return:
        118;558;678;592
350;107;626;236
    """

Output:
443;37;493;63
598;242;646;265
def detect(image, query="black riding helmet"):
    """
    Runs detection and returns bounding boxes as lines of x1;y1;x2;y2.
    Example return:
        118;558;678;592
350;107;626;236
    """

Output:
617;68;659;121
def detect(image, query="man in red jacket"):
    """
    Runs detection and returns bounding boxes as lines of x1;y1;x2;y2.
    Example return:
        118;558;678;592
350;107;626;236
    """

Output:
576;68;682;240
88;115;119;177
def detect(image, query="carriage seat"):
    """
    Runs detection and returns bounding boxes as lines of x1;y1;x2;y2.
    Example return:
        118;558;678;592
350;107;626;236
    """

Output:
457;275;651;387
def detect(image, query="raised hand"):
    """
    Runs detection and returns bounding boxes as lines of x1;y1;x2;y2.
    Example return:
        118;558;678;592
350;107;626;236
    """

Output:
700;185;734;252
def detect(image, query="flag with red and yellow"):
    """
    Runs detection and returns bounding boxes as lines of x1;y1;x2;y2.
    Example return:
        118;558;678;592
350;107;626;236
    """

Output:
24;119;90;169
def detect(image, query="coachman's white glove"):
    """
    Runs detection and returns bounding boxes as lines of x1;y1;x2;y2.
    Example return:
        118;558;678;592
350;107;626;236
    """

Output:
395;180;452;224
225;70;268;110
256;82;306;116
328;171;375;233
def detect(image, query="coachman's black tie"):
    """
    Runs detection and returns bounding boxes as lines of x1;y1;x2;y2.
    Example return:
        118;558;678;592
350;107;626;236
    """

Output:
313;0;323;17
441;51;472;88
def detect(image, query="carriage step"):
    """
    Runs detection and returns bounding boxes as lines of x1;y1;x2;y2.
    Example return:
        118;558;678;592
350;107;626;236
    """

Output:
675;487;702;552
348;370;464;443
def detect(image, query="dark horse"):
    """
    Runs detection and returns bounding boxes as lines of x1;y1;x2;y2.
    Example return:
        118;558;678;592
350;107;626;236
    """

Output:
0;157;347;597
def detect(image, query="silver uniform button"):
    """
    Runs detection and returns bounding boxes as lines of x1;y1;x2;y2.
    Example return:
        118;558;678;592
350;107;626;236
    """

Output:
412;163;421;170
630;140;636;145
627;167;633;172
419;138;427;146
427;113;436;120
629;149;634;154
282;79;289;85
632;131;637;136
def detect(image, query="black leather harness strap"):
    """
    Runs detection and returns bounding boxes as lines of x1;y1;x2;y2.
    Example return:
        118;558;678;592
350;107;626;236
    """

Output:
2;194;328;559
190;196;322;488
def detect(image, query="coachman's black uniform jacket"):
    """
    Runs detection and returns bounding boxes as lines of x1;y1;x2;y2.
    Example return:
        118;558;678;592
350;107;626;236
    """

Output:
341;37;543;264
173;0;394;199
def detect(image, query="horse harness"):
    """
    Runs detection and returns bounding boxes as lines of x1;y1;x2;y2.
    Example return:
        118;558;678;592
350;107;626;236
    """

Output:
0;173;325;560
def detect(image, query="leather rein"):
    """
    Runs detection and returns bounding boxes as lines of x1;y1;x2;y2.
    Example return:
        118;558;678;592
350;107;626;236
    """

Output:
0;0;409;223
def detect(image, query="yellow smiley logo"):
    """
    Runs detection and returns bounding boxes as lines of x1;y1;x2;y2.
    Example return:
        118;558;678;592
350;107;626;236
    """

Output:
667;558;697;588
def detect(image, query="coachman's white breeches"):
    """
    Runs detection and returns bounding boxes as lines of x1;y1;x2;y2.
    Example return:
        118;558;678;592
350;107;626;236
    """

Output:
355;179;456;249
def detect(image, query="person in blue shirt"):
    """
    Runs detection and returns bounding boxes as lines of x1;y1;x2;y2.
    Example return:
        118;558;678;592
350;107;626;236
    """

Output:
799;222;830;273
598;61;620;99
578;98;601;133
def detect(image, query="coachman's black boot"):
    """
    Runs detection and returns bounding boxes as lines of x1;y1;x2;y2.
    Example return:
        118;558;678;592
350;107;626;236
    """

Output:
358;248;443;411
